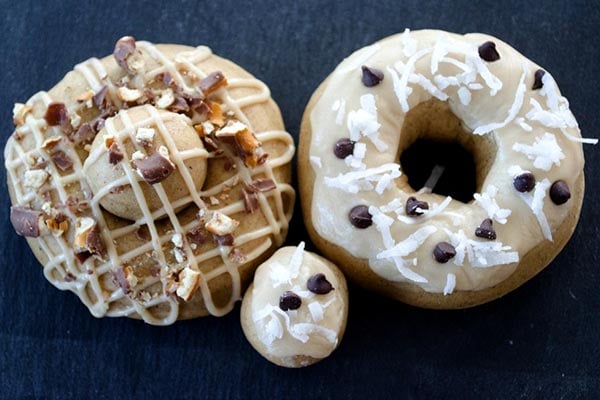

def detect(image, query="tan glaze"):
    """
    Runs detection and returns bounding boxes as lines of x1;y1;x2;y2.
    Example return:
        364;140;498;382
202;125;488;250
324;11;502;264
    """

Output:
5;42;295;324
299;30;587;308
241;245;348;367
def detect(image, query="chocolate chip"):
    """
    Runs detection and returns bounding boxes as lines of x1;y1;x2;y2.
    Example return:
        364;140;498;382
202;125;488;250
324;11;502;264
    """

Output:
114;36;136;73
135;225;151;241
405;196;429;216
307;273;334;295
167;96;190;114
249;178;276;192
198;71;227;96
10;206;43;237
513;172;536;193
133;151;175;184
349;205;372;229
242;188;259;213
93;86;110;110
70;123;95;145
433;242;456;263
279;291;302;311
334;138;355;159
108;142;124;165
532;69;546;90
51;151;73;171
550;180;571;205
475;218;497;240
478;41;500;62
44;102;69;126
361;65;384;87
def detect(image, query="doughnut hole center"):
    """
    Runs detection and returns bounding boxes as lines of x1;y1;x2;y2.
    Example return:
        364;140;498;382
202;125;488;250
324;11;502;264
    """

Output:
397;99;497;203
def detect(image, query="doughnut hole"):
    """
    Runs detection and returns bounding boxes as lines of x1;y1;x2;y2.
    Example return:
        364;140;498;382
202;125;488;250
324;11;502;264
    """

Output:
84;106;207;221
397;99;497;203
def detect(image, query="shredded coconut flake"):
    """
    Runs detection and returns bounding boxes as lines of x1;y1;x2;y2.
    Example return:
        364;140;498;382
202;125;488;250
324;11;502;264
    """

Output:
308;302;324;322
401;28;417;57
444;229;519;268
377;225;437;260
473;63;527;135
344;142;367;170
310;156;322;168
346;94;388;151
512;132;565;171
369;206;396;249
324;163;401;193
457;87;472;105
516;178;553;241
473;185;512;224
333;99;347;126
443;273;456;295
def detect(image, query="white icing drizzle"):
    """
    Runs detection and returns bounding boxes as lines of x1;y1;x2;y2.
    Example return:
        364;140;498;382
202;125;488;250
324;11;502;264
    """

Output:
5;42;294;324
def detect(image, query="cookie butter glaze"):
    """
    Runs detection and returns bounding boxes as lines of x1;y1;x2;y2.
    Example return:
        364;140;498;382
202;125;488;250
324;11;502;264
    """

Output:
308;30;594;293
250;243;347;362
5;40;295;324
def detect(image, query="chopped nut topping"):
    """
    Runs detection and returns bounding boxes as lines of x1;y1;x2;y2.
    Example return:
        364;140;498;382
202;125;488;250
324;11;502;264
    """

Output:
45;215;69;237
176;267;201;301
13;103;33;126
114;265;137;294
24;169;49;189
114;36;144;74
41;137;62;151
186;226;207;246
205;211;239;236
135;127;155;145
215;120;247;139
117;87;143;102
198;71;228;96
155;89;175;109
209;196;220;205
74;217;106;259
208;101;224;127
228;248;247;263
76;89;95;102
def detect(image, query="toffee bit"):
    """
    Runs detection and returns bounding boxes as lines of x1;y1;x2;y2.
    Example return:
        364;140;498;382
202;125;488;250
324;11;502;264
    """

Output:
75;251;92;264
113;36;137;73
167;96;189;114
135;225;151;241
433;242;456;263
108;142;124;165
51;151;73;171
334;138;355;159
478;41;500;62
113;266;134;294
186;226;208;246
550;180;571;205
70;123;95;145
44;102;69;126
198;71;227;96
307;273;334;295
212;233;234;246
279;291;302;311
242;188;259;213
249;178;276;192
64;196;90;214
93;86;110;109
133;149;176;184
532;69;546;90
475;218;497;240
361;65;384;87
405;196;429;216
10;206;43;237
349;205;372;229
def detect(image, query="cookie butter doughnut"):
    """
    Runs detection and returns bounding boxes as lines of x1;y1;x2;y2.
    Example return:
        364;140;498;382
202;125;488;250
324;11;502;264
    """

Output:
5;36;295;324
241;243;348;367
299;29;596;309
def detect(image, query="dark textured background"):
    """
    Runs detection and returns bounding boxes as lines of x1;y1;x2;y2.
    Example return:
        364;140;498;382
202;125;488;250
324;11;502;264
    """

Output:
1;1;599;399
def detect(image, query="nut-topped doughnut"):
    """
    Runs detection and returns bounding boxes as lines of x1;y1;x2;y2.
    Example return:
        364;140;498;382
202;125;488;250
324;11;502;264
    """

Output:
5;37;295;324
299;29;596;308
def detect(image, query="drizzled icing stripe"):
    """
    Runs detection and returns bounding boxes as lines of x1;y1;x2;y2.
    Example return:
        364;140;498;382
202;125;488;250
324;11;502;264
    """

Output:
5;42;294;324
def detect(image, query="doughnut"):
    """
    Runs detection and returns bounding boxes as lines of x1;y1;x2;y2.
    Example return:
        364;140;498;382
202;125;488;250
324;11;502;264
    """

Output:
299;29;596;309
241;242;348;367
5;36;295;324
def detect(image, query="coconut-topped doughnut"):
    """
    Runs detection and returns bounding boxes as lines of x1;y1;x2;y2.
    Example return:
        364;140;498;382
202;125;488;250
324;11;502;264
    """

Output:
5;37;295;325
241;243;348;367
299;29;596;309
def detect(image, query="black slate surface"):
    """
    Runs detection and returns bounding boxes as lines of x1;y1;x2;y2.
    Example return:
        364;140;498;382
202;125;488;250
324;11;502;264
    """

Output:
1;1;599;399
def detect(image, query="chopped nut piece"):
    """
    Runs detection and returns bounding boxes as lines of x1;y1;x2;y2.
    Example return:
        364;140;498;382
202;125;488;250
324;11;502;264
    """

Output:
117;87;143;102
186;226;207;246
209;196;220;205
104;135;115;149
46;215;69;237
215;120;247;138
13;103;33;126
114;265;137;294
176;267;201;301
74;217;106;258
24;169;49;189
131;150;145;161
114;36;144;74
171;233;183;248
41;137;62;151
198;71;228;96
205;211;239;236
155;89;175;109
76;89;95;102
228;248;247;263
135;127;155;145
